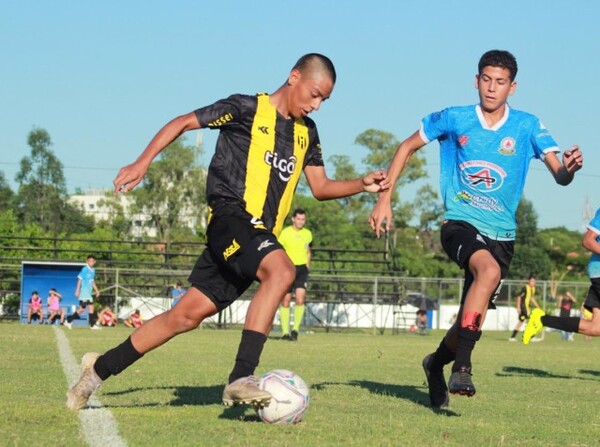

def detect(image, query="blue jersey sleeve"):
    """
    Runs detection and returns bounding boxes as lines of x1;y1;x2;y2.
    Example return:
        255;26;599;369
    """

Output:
420;109;450;144
530;118;559;159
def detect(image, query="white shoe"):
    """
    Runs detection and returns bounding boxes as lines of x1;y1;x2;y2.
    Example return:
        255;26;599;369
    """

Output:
66;353;102;410
222;375;272;408
90;325;102;330
64;321;72;330
508;337;516;342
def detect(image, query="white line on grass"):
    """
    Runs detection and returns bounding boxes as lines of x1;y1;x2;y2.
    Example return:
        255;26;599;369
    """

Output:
53;326;127;447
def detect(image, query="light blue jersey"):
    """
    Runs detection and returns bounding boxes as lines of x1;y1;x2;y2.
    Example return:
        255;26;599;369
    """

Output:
78;265;96;300
587;208;600;278
421;104;559;240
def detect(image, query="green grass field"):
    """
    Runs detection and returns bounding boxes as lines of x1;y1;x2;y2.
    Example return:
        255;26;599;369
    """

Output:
2;322;599;447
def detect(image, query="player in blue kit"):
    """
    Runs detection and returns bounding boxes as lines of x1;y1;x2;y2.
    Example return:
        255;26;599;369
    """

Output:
370;50;583;408
64;255;101;330
524;207;600;343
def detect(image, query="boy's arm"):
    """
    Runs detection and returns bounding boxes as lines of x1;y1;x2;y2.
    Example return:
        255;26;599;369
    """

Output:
74;278;82;298
369;131;426;238
113;112;201;193
583;229;600;256
303;166;386;201
543;146;583;186
93;281;100;298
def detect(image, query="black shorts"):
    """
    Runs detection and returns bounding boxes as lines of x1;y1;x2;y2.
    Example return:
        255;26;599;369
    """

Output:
289;264;309;292
583;277;600;313
79;299;93;307
441;220;514;308
188;206;283;311
518;310;529;322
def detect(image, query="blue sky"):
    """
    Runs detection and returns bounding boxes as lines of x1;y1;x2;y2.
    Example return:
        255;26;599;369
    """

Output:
1;0;598;231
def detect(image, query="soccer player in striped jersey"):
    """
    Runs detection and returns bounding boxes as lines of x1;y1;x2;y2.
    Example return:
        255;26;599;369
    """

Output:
370;50;583;408
67;53;387;411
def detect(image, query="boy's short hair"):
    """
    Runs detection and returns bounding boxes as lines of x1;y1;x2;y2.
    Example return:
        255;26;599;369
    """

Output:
292;208;306;217
478;50;518;82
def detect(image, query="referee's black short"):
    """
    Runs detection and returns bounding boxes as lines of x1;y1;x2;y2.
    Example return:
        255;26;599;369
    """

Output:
441;220;514;307
188;205;283;311
289;264;309;292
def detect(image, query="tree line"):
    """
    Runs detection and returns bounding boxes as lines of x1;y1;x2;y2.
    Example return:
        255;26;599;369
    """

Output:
0;127;589;283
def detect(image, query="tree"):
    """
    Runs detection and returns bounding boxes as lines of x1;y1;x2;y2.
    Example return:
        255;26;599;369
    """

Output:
0;171;15;212
129;138;206;242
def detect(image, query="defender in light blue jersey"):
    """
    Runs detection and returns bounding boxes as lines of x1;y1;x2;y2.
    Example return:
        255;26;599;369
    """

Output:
65;255;101;330
370;50;583;408
523;208;600;342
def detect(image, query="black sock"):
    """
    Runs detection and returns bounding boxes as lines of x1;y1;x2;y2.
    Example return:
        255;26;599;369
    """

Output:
94;337;143;381
453;328;481;373
541;316;580;333
89;313;97;326
510;329;518;338
430;339;456;371
228;329;267;384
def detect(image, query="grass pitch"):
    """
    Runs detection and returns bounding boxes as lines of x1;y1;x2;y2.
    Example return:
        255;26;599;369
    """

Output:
2;322;599;447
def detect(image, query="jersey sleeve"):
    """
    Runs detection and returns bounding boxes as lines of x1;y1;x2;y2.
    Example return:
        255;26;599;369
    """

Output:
587;208;600;235
304;123;325;167
194;94;245;129
419;108;450;144
530;118;559;159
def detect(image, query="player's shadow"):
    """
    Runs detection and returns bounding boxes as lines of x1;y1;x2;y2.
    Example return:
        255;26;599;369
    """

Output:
312;380;458;416
579;369;600;377
102;384;224;407
496;366;600;382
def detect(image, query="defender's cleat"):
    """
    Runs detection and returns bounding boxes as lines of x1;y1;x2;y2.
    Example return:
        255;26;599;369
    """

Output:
66;352;102;410
448;366;476;396
290;330;298;341
422;353;449;408
222;375;272;408
523;308;545;345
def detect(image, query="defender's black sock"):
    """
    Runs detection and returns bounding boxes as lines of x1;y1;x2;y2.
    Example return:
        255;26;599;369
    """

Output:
453;327;482;373
541;315;580;333
430;339;456;371
228;329;267;384
94;337;143;381
89;312;98;327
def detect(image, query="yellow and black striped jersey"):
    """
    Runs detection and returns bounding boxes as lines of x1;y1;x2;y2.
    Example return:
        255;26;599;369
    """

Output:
195;93;324;237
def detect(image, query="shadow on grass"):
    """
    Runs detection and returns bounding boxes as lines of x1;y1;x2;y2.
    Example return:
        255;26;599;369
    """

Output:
578;369;600;377
103;384;223;407
312;380;459;416
497;366;600;381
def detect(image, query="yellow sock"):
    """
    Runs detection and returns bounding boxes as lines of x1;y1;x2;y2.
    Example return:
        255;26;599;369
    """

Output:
293;304;305;332
280;306;290;335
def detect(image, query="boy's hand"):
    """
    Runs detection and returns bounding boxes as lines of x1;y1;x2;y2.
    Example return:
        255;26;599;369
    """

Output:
362;171;388;193
562;145;583;174
369;195;392;239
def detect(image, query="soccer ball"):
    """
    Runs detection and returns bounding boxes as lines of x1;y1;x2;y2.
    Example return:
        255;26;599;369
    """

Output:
257;369;309;424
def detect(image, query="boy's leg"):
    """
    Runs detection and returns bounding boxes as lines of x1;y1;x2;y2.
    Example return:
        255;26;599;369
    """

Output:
66;288;218;410
280;293;292;339
292;287;307;341
223;249;295;407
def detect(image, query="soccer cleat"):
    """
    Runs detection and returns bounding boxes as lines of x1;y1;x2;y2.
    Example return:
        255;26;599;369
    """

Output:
448;366;476;396
290;330;299;341
90;325;102;330
66;352;102;410
522;308;545;345
508;337;516;342
222;375;272;408
281;333;291;341
422;353;449;408
63;321;72;330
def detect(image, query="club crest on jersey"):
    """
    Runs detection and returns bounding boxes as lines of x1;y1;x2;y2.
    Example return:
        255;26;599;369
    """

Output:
498;137;516;155
265;151;297;182
459;160;507;192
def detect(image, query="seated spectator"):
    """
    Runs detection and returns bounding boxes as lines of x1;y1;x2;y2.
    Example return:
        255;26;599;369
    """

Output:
124;309;144;328
416;309;428;335
46;288;65;325
98;306;118;327
27;291;44;324
171;281;186;308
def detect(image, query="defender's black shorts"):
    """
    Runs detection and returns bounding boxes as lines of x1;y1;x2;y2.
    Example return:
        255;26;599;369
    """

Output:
188;205;283;311
289;264;309;292
518;310;529;322
583;277;600;313
441;220;514;308
78;299;93;307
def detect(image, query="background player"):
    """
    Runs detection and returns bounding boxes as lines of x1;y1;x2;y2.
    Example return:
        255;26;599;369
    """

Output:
508;275;539;341
370;49;583;408
67;53;387;411
278;208;312;341
64;255;101;330
524;207;600;344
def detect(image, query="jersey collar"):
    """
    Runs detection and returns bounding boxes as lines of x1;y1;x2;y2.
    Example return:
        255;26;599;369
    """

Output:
475;104;510;131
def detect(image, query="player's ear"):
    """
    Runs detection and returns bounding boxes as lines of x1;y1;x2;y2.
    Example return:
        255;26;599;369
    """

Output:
288;69;301;86
509;81;517;96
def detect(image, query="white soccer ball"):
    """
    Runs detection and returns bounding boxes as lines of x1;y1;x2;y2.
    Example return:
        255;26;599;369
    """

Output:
257;369;309;424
